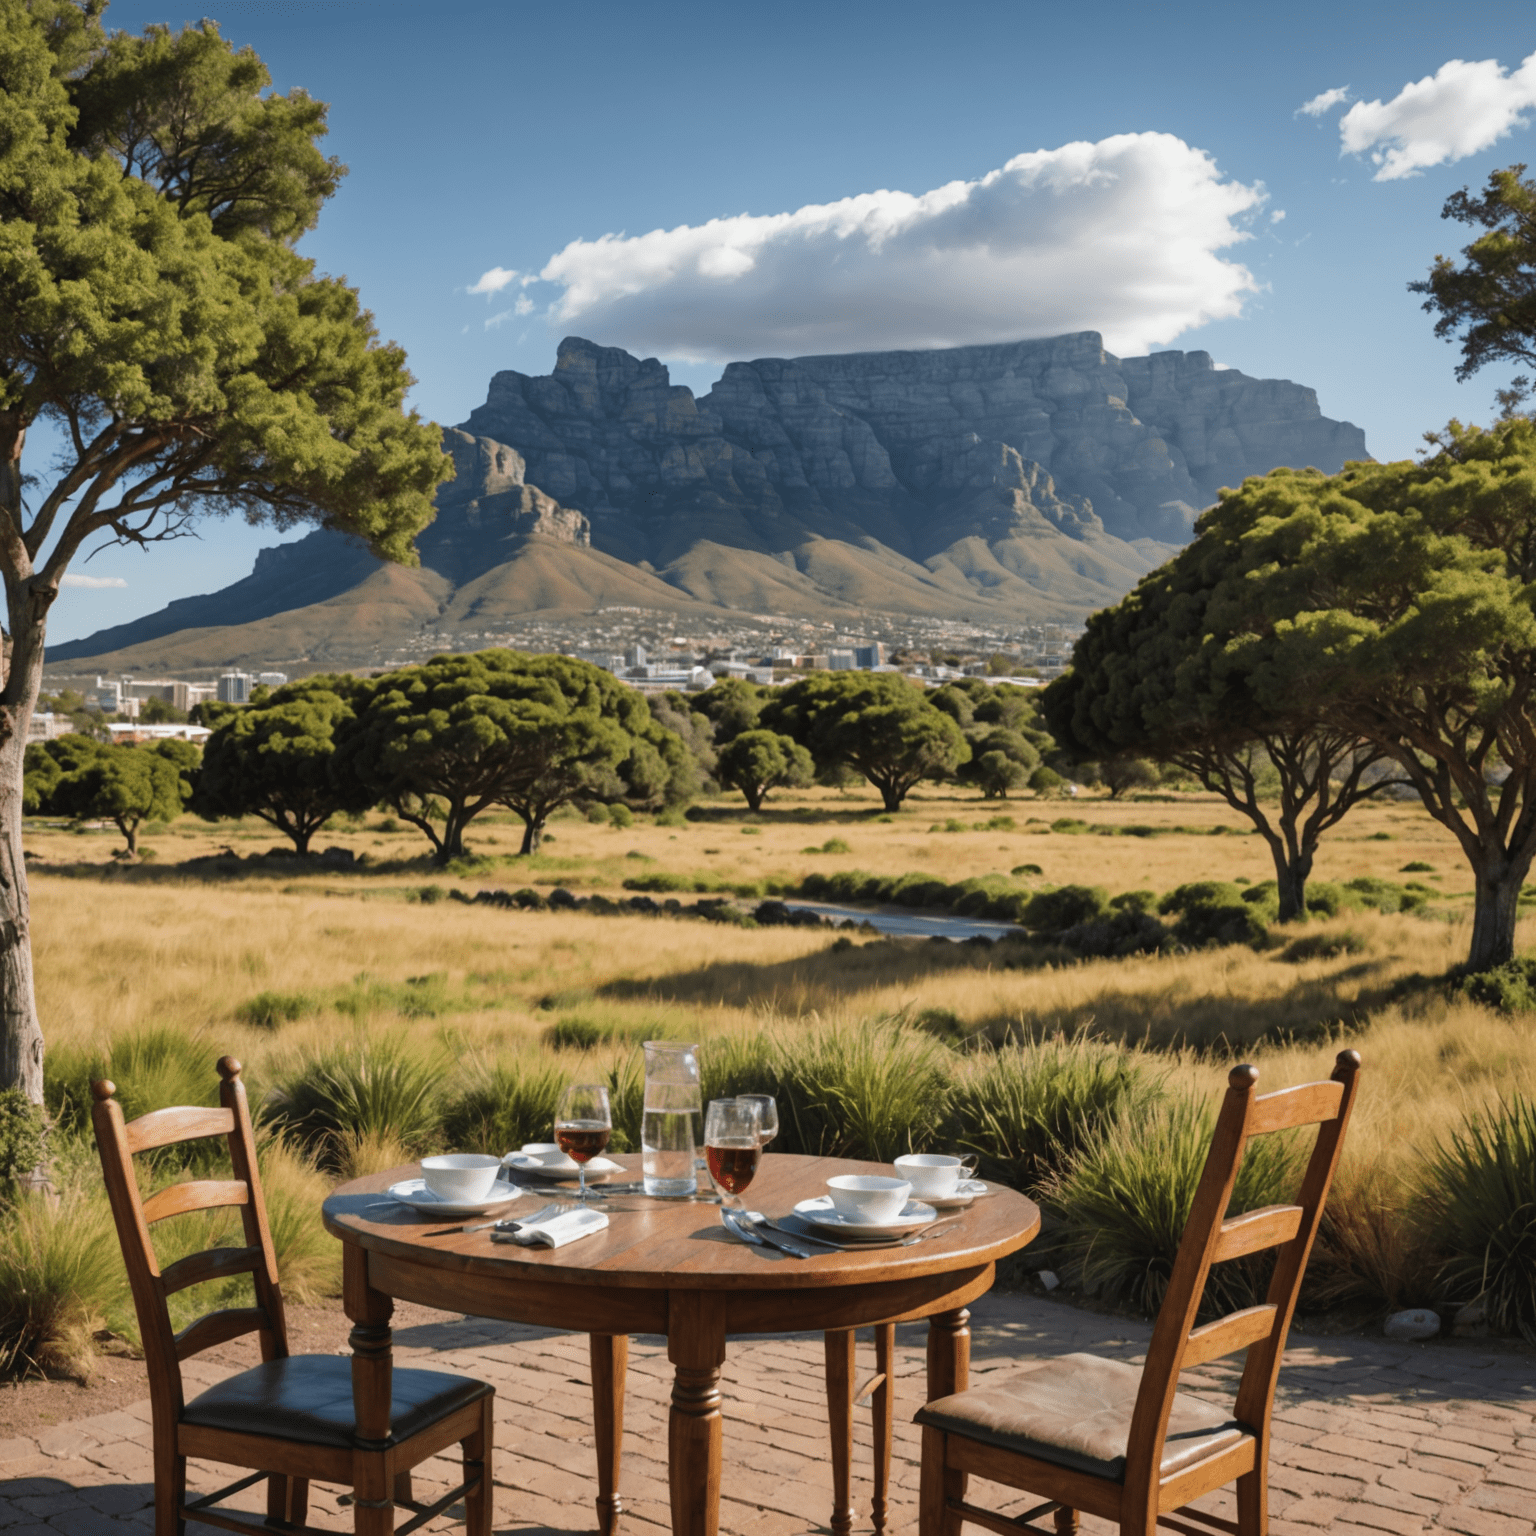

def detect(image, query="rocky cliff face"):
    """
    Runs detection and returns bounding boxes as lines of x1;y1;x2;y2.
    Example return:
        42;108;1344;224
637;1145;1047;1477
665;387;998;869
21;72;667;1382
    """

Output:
465;332;1366;554
50;333;1368;668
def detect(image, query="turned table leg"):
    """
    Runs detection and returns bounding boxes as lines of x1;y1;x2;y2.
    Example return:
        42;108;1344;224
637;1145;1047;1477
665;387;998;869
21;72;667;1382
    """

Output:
824;1330;856;1536
872;1323;895;1535
667;1292;727;1536
925;1307;971;1523
344;1244;396;1536
592;1333;629;1536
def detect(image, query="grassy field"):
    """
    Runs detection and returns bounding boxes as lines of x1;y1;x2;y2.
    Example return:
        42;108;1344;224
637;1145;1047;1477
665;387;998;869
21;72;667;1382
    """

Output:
7;781;1535;1373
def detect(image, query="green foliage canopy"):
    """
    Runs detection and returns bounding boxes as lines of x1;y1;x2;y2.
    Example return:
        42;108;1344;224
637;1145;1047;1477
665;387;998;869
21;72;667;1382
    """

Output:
192;676;370;853
763;672;969;812
47;738;189;856
714;728;813;812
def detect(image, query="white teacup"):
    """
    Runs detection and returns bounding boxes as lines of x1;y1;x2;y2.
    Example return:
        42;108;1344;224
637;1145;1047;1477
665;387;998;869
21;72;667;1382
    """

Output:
420;1153;503;1203
893;1153;970;1199
826;1174;911;1224
519;1141;577;1171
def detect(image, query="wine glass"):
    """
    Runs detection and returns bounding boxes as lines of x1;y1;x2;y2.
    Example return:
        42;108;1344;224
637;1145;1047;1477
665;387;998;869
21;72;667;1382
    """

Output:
737;1093;779;1150
555;1082;612;1206
704;1098;762;1211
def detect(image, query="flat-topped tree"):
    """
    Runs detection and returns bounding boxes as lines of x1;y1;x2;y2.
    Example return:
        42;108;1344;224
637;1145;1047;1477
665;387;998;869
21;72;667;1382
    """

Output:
0;4;449;1100
191;677;372;854
1043;488;1403;923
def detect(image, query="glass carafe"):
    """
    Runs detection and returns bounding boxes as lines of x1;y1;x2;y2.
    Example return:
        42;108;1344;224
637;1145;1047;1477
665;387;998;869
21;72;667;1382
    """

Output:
642;1040;700;1198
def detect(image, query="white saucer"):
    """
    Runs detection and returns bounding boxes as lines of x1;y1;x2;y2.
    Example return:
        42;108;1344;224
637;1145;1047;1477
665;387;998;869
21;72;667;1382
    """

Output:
387;1177;525;1218
502;1151;624;1182
793;1195;938;1239
921;1179;992;1210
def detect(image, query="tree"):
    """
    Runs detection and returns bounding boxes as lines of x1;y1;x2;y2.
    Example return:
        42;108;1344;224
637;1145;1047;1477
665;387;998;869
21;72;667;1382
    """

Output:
1410;165;1536;413
22;731;98;813
0;7;449;1102
50;740;188;857
1198;426;1536;970
973;750;1029;798
762;672;969;812
137;696;186;724
1044;488;1402;922
715;729;814;812
692;678;765;745
337;651;654;860
1099;756;1160;800
192;677;370;853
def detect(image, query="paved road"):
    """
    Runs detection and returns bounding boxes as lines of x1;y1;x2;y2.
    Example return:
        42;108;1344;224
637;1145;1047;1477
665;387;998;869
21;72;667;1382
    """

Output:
1;1290;1531;1536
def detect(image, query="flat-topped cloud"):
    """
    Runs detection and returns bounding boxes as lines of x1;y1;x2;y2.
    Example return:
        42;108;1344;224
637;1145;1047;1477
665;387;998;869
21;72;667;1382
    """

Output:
510;133;1265;361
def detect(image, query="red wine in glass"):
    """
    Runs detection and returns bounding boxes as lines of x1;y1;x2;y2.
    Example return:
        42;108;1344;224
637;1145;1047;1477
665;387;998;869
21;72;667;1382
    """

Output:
556;1123;612;1163
706;1142;761;1196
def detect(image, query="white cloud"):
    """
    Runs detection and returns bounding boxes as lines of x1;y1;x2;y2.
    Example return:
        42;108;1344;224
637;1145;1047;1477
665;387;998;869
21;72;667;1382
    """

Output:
1297;86;1351;117
468;266;518;297
61;574;127;589
530;132;1266;361
1340;51;1536;180
1270;209;1287;223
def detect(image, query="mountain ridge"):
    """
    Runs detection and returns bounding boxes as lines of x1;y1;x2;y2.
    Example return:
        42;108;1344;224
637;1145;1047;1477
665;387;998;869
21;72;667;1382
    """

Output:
50;332;1368;671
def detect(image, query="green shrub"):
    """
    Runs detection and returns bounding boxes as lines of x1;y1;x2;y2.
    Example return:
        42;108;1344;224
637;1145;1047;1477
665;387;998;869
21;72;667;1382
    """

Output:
1011;863;1043;877
1048;1094;1304;1318
623;871;694;893
544;1014;684;1050
1109;890;1156;916
1159;882;1268;948
1023;884;1110;935
655;807;687;828
1456;959;1536;1013
0;1188;134;1379
0;1091;44;1189
334;972;457;1019
946;1037;1158;1193
264;1035;446;1168
820;837;851;854
416;883;446;904
587;805;609;824
1049;817;1089;835
237;990;323;1029
609;803;634;829
1418;1095;1536;1341
439;1057;572;1157
1401;861;1434;873
1304;881;1361;918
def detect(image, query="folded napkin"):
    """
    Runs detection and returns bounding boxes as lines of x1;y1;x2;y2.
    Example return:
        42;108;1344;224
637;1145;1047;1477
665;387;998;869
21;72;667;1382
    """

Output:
494;1205;608;1249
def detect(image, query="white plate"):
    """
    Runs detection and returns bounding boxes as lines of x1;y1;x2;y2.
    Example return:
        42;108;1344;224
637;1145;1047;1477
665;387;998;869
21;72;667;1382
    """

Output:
923;1179;993;1210
501;1151;624;1182
793;1195;938;1239
387;1177;525;1218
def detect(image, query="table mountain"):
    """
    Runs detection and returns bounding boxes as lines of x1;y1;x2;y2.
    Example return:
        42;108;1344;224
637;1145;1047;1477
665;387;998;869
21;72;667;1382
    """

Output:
51;333;1367;670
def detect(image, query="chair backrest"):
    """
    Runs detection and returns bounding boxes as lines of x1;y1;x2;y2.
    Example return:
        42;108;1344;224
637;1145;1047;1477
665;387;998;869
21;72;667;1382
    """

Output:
1123;1049;1361;1515
91;1056;290;1427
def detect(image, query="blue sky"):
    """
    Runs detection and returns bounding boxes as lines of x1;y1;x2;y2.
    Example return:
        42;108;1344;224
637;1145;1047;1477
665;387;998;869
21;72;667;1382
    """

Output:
48;0;1536;643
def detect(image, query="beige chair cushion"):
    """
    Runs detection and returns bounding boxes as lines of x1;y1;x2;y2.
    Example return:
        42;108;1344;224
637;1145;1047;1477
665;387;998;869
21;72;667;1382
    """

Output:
914;1352;1248;1482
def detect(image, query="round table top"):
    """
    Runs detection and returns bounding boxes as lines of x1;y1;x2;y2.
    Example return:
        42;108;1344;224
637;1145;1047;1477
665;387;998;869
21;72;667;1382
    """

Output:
324;1153;1040;1293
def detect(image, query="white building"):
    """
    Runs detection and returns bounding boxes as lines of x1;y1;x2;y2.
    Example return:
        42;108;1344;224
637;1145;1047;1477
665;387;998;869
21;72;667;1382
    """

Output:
257;672;288;688
217;671;254;704
28;712;69;742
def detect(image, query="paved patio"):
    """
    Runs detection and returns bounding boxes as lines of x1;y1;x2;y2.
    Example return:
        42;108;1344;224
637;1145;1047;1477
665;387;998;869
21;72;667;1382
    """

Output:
1;1291;1532;1536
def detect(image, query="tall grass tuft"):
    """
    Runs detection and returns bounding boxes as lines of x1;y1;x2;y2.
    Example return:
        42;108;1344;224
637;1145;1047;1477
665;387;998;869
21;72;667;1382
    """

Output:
777;1021;953;1161
1304;1159;1427;1313
0;1189;134;1379
439;1056;572;1156
946;1035;1160;1193
1417;1094;1536;1340
46;1025;217;1139
1047;1093;1304;1319
264;1034;446;1169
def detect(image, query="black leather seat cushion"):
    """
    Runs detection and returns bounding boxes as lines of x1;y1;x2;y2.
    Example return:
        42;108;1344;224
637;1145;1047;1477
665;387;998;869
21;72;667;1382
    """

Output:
914;1352;1247;1481
183;1354;490;1449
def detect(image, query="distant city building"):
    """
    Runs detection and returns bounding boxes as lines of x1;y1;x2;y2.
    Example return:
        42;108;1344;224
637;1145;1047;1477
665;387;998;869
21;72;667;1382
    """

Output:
106;723;211;745
626;643;648;669
186;684;218;708
28;712;68;742
853;643;886;668
257;672;288;688
717;663;774;685
217;671;254;704
91;676;124;713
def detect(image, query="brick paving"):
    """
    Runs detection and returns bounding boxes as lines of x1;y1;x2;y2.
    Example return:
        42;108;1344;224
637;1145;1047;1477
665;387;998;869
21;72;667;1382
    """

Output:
1;1291;1531;1536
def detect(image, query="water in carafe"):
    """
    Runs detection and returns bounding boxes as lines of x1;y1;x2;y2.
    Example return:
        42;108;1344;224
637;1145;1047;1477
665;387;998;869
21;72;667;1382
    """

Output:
642;1040;700;1198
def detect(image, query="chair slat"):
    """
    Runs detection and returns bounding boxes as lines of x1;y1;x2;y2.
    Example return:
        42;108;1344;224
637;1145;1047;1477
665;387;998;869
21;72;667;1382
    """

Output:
142;1179;250;1226
174;1306;270;1361
1247;1080;1344;1136
1210;1204;1303;1263
1180;1303;1277;1369
160;1246;263;1297
124;1105;236;1155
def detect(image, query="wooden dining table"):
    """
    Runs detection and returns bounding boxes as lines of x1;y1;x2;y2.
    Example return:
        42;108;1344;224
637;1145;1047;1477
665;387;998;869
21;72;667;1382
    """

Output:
323;1154;1040;1536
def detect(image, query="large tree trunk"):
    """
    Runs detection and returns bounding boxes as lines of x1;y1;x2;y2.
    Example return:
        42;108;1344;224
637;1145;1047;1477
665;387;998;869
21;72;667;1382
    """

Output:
1466;857;1528;972
0;723;42;1104
519;815;545;856
1263;835;1314;924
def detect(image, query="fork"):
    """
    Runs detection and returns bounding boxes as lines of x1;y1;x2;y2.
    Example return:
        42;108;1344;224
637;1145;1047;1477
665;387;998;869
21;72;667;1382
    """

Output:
462;1201;569;1234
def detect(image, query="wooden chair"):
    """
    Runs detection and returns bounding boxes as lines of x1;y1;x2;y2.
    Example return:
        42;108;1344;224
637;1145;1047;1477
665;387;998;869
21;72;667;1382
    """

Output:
915;1050;1362;1536
92;1057;494;1536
